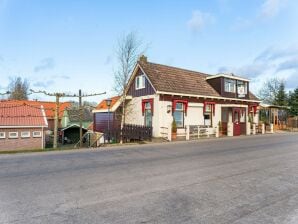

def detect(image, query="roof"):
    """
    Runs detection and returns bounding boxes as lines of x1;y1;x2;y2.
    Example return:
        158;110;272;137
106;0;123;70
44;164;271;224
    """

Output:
138;60;259;101
0;102;48;127
0;100;71;119
206;73;250;82
260;103;290;109
95;96;121;110
60;124;88;132
66;108;93;122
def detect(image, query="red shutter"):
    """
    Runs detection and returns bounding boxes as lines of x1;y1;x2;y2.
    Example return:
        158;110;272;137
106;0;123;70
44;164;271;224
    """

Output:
142;99;154;115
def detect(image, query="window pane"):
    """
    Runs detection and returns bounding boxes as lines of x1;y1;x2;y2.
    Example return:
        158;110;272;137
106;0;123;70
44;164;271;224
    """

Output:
176;103;183;110
173;111;183;127
145;109;152;127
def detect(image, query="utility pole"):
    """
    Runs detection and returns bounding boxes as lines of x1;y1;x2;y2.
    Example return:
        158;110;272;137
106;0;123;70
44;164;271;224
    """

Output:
30;89;106;149
79;89;83;148
53;94;62;149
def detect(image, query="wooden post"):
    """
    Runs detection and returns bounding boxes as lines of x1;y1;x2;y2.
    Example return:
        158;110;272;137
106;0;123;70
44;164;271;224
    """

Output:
79;89;83;148
252;123;256;135
168;123;172;141
53;94;60;149
270;124;274;134
186;125;190;140
215;126;219;138
262;123;265;134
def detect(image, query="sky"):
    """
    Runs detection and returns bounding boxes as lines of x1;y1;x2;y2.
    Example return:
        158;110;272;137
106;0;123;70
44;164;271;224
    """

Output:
0;0;298;102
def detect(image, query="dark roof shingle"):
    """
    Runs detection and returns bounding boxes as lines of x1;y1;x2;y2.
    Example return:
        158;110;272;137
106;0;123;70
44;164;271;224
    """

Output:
139;61;259;101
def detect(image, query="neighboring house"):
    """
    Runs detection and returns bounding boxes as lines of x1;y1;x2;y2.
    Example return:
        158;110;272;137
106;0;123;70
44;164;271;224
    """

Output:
0;102;48;151
0;100;71;131
93;96;122;132
60;108;93;144
94;56;261;138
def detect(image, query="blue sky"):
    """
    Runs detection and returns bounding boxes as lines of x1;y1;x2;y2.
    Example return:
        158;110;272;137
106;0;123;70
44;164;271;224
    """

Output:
0;0;298;101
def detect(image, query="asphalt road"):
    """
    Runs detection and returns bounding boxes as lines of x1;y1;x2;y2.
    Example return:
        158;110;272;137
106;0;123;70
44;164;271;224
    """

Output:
1;133;298;224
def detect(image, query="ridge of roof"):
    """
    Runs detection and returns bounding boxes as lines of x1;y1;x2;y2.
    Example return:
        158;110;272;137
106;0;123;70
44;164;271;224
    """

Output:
140;61;211;77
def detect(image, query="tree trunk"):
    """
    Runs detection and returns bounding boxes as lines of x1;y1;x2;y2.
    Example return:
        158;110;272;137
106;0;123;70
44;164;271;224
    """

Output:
120;94;126;144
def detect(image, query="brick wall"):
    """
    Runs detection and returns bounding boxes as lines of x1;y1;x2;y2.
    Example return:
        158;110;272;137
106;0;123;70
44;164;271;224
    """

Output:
0;127;45;151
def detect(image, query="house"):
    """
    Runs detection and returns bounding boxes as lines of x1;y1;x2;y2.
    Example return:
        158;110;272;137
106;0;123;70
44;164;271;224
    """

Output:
94;56;261;138
60;108;93;144
0;102;48;151
93;96;122;132
0;100;71;131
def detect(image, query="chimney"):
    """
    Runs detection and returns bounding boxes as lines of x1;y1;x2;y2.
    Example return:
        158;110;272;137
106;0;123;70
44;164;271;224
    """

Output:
139;55;147;63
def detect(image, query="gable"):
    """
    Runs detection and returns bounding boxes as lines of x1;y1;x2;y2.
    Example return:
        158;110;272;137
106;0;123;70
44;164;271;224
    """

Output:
127;67;156;97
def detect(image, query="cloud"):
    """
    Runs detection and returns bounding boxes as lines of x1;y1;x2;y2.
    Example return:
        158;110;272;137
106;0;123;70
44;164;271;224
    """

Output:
260;0;286;19
33;80;55;88
277;58;298;72
217;45;298;92
51;75;70;80
187;10;215;33
254;46;298;62
34;57;55;72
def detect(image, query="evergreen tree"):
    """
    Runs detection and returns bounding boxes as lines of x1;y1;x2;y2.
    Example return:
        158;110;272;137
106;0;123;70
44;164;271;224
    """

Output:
274;81;287;106
288;88;298;116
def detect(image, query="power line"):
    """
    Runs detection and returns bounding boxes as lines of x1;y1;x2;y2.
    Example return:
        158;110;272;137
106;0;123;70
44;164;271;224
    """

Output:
29;89;106;149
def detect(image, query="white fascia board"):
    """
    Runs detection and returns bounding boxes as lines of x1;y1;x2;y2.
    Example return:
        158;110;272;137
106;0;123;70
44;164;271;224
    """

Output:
156;91;261;103
206;74;250;82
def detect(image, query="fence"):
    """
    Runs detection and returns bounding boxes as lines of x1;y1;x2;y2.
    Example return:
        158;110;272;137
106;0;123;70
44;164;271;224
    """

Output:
104;124;152;143
288;117;298;130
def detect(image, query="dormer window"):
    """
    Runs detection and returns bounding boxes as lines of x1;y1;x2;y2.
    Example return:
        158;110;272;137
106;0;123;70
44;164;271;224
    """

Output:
135;75;145;90
237;81;247;97
224;78;236;93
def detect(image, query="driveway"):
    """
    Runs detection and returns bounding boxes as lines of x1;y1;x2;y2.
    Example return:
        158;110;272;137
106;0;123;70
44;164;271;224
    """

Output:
0;133;298;224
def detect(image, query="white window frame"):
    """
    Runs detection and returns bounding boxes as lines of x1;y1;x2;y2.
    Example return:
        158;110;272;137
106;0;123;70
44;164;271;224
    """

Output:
237;81;247;95
224;78;236;93
173;103;184;128
135;75;145;90
8;132;18;139
21;131;31;138
33;131;42;138
0;132;6;139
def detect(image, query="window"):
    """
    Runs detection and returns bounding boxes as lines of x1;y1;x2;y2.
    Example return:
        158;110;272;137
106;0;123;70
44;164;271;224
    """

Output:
0;132;5;139
21;131;30;138
237;81;247;97
173;103;184;128
33;131;42;138
135;75;145;90
224;78;236;93
144;102;152;127
204;114;211;126
9;132;18;139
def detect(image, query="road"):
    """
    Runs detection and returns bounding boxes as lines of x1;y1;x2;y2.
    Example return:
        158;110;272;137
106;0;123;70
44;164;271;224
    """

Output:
0;133;298;224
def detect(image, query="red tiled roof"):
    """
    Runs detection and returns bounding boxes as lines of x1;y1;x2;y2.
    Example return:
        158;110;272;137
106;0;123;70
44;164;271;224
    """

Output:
0;102;47;127
0;100;71;119
95;96;121;110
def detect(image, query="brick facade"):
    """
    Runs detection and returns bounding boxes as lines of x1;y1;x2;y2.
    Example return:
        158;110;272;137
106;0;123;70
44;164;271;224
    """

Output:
0;127;45;151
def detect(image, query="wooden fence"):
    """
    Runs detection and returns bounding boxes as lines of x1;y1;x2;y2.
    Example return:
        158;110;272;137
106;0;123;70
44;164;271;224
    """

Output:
288;117;298;130
104;124;152;143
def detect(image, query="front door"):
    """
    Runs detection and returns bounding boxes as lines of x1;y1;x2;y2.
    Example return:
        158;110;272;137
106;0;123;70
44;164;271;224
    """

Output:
233;109;241;136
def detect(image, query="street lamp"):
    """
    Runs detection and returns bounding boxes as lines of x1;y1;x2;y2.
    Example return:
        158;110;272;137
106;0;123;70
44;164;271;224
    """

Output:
105;98;112;143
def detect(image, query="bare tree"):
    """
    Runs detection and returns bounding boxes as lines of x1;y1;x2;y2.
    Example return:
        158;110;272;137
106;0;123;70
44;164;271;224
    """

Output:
113;31;144;143
8;77;30;100
258;78;283;104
